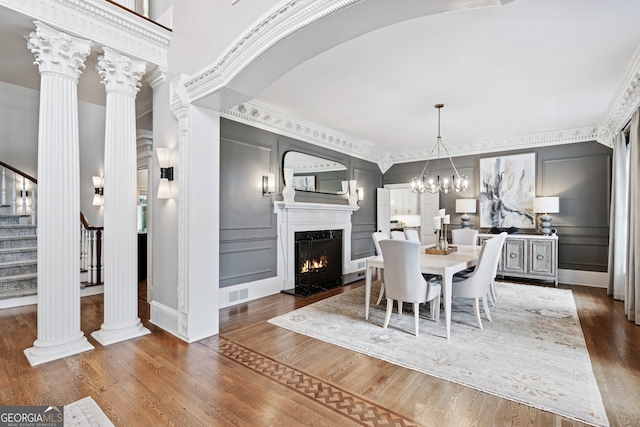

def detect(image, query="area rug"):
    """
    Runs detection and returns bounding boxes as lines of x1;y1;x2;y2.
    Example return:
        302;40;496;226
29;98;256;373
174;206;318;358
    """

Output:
268;282;609;427
65;396;114;427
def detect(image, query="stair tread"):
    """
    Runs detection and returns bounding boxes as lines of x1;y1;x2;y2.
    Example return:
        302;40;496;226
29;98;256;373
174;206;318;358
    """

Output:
0;259;37;266
0;224;36;228
0;235;37;240
0;247;37;253
0;272;38;281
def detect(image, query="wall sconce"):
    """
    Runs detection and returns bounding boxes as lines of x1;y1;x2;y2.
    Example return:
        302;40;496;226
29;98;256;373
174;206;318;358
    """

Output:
157;148;174;199
92;176;104;206
262;173;275;195
356;186;364;202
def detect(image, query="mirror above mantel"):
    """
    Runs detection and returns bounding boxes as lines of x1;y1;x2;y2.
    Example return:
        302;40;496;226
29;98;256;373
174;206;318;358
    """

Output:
283;151;348;195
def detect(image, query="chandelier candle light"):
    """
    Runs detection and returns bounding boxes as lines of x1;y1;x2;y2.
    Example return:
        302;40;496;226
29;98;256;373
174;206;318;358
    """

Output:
412;104;468;194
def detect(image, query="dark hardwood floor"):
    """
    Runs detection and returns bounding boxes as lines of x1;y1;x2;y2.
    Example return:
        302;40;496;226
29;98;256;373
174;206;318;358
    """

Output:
0;279;638;426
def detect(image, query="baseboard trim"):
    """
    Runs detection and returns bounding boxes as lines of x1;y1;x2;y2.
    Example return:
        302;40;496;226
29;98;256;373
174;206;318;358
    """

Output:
558;269;608;288
0;284;104;309
219;276;281;309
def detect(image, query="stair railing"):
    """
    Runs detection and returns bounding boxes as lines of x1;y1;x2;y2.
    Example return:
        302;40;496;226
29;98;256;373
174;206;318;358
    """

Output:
80;212;103;285
0;161;37;225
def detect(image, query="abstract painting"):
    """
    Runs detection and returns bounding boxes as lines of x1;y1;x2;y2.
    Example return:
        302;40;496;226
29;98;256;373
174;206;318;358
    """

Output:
479;153;536;229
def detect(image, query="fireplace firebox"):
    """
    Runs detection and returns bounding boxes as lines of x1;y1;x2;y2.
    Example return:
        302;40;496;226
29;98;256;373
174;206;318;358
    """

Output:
283;229;343;297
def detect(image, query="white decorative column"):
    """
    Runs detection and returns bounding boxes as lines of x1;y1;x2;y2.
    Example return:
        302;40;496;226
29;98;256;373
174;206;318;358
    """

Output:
92;47;150;346
23;21;94;366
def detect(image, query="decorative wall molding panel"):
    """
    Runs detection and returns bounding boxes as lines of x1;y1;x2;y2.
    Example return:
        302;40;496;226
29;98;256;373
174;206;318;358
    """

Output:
0;0;170;67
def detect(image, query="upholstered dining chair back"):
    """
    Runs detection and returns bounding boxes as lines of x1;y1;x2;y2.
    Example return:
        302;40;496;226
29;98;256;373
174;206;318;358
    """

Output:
371;231;388;256
371;232;389;305
378;239;441;336
390;230;406;240
449;232;507;329
404;228;420;243
451;228;479;246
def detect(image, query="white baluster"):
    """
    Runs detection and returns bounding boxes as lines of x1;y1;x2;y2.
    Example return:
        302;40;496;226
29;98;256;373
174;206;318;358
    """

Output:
142;0;149;17
89;230;96;284
21;176;27;216
11;173;16;215
31;184;36;225
1;167;5;206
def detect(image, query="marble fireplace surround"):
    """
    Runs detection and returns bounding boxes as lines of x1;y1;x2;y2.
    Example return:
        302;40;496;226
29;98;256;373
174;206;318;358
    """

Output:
274;202;359;291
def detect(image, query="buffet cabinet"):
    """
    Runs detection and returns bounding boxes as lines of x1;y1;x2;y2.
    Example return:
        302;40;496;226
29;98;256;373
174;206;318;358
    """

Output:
478;233;558;286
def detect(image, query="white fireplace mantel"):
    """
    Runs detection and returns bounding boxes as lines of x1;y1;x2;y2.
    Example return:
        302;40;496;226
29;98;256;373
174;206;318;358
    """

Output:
274;202;359;291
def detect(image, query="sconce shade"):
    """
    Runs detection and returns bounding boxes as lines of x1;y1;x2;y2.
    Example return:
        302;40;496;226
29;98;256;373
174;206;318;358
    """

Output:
455;199;476;213
262;173;275;195
92;176;104;206
357;187;364;201
157;178;172;199
533;197;559;214
156;147;171;168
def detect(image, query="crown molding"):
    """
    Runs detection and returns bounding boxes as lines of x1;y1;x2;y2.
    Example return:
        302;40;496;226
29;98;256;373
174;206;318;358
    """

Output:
602;41;640;134
0;0;170;67
222;100;386;164
386;125;601;167
223;100;603;173
183;0;362;103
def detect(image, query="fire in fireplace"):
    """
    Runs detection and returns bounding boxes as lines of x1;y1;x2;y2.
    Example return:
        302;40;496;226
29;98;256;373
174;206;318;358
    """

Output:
284;229;343;297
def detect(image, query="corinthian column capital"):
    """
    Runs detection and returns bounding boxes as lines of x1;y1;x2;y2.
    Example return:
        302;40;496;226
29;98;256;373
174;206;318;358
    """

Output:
25;21;92;81
97;47;148;96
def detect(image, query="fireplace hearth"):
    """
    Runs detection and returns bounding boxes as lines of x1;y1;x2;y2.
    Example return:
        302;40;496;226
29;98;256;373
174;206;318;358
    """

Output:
283;229;343;297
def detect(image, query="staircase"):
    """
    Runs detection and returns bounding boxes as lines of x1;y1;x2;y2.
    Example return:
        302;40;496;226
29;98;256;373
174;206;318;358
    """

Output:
0;214;37;299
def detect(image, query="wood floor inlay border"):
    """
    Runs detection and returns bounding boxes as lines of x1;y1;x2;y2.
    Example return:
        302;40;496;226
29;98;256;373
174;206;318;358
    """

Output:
217;338;420;427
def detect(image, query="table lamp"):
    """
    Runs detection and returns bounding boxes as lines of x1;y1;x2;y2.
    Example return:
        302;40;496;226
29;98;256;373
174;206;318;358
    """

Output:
455;199;476;229
533;197;559;235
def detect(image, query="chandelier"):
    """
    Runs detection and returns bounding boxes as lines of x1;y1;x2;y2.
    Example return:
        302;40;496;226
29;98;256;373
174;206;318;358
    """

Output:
411;104;468;194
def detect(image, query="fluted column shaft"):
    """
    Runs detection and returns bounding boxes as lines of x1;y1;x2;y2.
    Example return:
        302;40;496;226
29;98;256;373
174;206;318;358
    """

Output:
24;21;94;366
92;47;150;346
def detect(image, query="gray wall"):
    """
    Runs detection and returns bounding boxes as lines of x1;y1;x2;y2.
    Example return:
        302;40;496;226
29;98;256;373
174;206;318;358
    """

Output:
385;141;612;272
219;118;382;288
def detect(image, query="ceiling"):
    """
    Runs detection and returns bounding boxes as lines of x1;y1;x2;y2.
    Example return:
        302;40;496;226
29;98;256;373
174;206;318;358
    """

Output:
2;0;640;166
252;0;640;162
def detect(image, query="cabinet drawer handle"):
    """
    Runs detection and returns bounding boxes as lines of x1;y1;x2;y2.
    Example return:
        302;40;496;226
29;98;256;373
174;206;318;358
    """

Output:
536;254;544;260
510;253;517;258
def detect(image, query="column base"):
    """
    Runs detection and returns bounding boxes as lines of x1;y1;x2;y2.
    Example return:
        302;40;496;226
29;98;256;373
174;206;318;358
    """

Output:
91;318;151;346
24;332;94;367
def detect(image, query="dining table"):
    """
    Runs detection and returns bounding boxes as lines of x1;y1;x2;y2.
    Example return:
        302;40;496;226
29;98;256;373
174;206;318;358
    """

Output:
364;244;482;339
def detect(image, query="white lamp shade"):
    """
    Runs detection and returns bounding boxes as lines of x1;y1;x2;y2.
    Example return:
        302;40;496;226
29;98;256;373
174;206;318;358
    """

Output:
92;194;103;206
156;147;171;168
92;176;103;188
455;199;476;213
533;197;559;213
157;178;172;199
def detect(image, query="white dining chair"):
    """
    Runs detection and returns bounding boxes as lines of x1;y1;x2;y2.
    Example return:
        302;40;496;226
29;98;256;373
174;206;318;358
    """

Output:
451;228;479;246
404;228;420;243
371;232;389;305
378;239;441;336
390;230;406;240
452;228;480;279
437;232;506;330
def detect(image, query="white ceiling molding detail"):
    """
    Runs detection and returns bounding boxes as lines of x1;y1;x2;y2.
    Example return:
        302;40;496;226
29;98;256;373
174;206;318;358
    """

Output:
183;0;514;106
184;0;363;103
222;100;386;164
387;125;601;164
0;0;171;67
602;43;640;134
223;100;602;173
